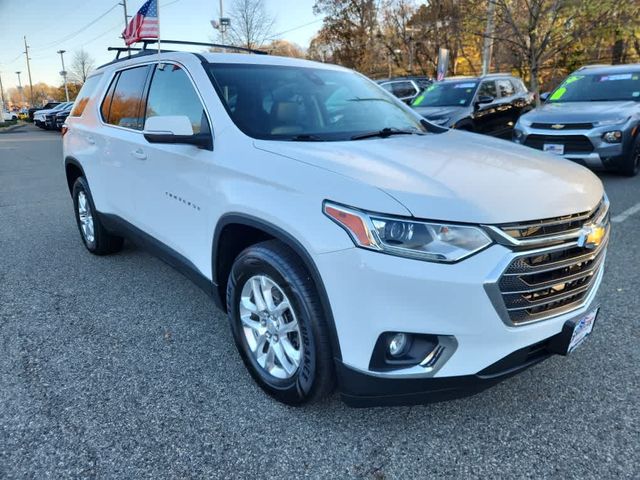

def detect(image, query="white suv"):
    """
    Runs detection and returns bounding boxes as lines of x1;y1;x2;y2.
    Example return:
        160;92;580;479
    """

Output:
63;48;609;406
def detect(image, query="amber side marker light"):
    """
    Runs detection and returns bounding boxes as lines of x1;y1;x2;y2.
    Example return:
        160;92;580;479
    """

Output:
324;204;375;247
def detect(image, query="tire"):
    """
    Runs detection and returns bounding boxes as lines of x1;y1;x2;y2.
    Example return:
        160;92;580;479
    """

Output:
619;135;640;177
72;177;123;255
226;240;335;405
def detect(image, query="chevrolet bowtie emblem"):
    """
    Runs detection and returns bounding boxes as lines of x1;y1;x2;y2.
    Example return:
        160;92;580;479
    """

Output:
551;124;565;129
577;224;606;250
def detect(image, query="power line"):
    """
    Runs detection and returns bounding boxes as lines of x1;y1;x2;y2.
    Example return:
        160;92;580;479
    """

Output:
266;18;323;40
31;3;120;51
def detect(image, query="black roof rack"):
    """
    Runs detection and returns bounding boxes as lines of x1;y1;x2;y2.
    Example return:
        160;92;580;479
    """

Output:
101;39;267;67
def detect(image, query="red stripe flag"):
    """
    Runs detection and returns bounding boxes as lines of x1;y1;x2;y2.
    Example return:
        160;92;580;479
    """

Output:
123;0;159;46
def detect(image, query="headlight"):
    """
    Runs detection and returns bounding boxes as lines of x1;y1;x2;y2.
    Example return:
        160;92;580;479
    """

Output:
518;119;532;127
323;202;492;263
593;117;629;127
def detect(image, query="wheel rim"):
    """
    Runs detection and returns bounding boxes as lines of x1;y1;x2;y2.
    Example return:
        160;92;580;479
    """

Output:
239;275;302;379
77;191;95;244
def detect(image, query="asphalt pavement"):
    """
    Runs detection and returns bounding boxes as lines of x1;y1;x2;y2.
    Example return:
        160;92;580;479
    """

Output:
1;125;638;479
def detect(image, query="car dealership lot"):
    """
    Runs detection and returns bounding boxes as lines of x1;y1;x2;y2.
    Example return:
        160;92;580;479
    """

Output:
0;126;638;479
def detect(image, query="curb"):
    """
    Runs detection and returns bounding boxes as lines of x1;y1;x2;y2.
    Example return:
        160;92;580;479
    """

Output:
0;123;27;134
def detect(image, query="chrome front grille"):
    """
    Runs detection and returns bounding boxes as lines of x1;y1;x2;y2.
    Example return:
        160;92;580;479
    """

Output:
485;197;609;325
497;236;608;324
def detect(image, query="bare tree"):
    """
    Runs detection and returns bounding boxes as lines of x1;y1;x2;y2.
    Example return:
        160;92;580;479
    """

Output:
227;0;276;50
69;49;96;84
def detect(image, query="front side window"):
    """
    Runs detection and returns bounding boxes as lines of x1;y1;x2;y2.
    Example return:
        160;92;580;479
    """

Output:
549;72;640;102
102;65;150;130
477;81;497;98
70;74;103;117
412;80;479;107
145;63;208;134
390;81;418;98
208;64;425;141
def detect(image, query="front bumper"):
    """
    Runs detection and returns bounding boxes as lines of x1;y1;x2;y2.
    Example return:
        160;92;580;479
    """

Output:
514;123;634;169
316;243;604;405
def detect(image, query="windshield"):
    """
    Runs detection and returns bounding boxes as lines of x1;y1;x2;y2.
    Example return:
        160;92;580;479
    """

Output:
207;63;426;141
549;72;640;102
411;81;478;107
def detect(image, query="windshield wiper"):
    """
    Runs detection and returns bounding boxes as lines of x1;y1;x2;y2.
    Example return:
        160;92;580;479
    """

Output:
351;128;422;140
288;134;324;141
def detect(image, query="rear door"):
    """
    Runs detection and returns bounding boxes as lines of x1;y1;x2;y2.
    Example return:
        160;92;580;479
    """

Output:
133;62;214;266
95;64;152;221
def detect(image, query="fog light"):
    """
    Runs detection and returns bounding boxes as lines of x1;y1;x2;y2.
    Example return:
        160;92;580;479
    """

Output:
388;333;409;357
602;130;622;143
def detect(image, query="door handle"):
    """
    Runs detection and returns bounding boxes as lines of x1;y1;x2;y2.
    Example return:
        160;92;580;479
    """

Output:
86;136;96;145
131;148;147;160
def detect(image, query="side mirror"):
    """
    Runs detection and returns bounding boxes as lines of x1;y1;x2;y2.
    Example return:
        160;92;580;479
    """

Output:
539;92;550;102
474;95;494;110
143;115;212;150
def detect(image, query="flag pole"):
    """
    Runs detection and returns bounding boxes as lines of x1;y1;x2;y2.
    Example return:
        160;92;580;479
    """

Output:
157;0;161;54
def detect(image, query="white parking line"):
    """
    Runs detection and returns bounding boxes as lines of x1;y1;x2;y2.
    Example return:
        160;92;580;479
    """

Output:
612;203;640;223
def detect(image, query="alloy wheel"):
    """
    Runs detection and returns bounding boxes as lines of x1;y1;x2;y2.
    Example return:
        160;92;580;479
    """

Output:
77;190;95;244
239;275;302;379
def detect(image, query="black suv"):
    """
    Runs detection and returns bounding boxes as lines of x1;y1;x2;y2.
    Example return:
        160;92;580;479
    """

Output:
411;74;535;138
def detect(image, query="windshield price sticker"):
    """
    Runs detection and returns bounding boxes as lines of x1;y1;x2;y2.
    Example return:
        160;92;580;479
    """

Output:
454;83;477;89
599;74;633;82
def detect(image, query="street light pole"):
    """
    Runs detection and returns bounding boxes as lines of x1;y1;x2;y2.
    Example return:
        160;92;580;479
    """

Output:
57;50;70;102
15;71;25;107
219;0;225;45
481;0;496;76
23;36;34;106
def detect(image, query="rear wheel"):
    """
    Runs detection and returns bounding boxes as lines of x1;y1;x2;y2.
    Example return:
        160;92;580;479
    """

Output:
620;135;640;177
226;240;335;405
72;177;123;255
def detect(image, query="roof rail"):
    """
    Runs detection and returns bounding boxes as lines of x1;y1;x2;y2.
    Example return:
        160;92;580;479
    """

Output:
140;39;268;55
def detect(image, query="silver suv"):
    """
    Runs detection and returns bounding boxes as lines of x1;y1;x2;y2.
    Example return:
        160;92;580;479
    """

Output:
514;64;640;176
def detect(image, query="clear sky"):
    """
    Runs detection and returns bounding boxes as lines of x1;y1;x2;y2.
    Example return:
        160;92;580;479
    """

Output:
0;0;322;90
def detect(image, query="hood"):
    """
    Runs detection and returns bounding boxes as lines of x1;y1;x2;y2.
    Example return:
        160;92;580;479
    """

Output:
413;105;466;120
254;132;603;224
521;100;639;124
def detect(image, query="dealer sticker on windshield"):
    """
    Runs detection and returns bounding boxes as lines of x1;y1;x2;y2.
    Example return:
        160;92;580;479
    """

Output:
543;144;564;155
568;308;598;353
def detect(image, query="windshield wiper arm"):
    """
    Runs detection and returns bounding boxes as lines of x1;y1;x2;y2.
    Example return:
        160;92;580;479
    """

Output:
351;128;422;140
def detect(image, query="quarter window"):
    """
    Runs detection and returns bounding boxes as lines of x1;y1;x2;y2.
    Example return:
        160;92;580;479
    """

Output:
102;65;151;130
70;74;103;117
145;63;208;134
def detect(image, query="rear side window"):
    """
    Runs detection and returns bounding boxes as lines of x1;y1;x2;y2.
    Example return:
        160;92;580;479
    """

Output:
145;63;209;134
101;65;150;130
70;74;103;117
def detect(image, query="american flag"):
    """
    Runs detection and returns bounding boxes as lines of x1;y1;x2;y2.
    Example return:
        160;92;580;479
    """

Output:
123;0;159;46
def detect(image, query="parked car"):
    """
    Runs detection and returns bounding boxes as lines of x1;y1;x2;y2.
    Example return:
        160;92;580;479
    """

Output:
55;108;72;131
63;48;608;407
378;76;432;104
2;110;18;122
45;103;72;130
29;102;61;122
34;102;70;128
514;64;640;176
411;74;535;138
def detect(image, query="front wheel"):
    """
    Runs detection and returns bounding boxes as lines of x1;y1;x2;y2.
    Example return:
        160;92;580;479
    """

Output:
226;240;335;405
620;135;640;177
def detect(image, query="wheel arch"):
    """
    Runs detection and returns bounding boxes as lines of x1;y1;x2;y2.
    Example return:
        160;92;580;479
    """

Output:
212;213;343;361
64;156;86;195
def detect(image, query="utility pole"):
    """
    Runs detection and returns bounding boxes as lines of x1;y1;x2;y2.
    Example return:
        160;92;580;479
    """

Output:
219;0;225;45
23;36;34;106
15;71;25;107
57;50;70;102
120;0;129;30
481;0;496;76
0;72;6;110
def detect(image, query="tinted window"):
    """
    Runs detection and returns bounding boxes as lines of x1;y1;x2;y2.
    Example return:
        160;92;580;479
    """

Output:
145;64;208;134
103;65;150;130
478;81;497;98
208;64;425;141
70;74;102;117
390;81;418;98
100;74;118;122
496;79;515;97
